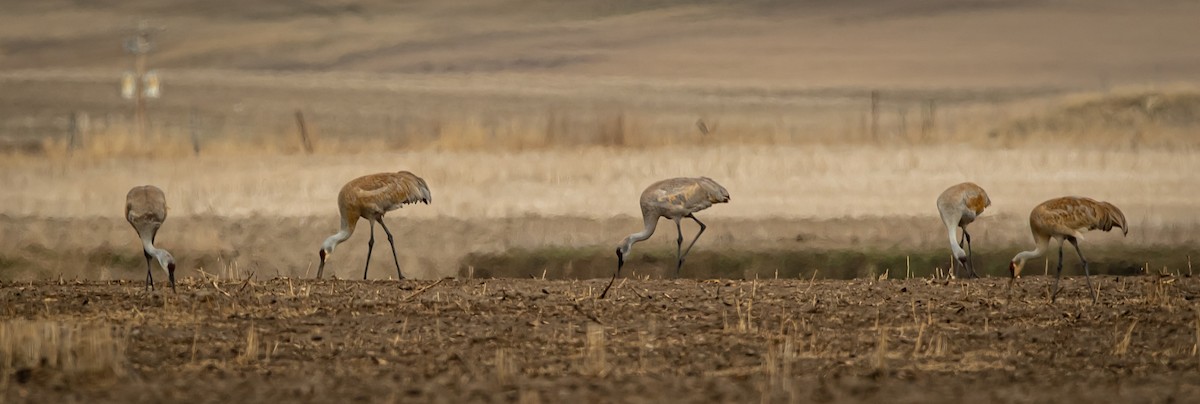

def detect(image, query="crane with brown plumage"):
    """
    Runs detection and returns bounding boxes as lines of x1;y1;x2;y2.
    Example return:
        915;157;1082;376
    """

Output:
317;171;431;280
125;185;176;291
1008;196;1127;303
937;182;991;278
599;177;730;299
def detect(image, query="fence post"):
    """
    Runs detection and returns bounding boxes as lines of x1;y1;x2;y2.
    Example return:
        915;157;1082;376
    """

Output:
921;100;937;139
67;111;89;155
859;111;868;140
870;90;880;141
295;110;314;154
189;108;202;156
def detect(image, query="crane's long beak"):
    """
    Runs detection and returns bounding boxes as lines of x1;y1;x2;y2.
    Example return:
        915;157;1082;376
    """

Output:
168;263;177;292
599;249;624;299
317;250;328;279
1007;262;1017;289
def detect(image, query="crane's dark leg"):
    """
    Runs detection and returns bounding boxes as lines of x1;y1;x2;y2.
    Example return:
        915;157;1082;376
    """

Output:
674;219;684;277
600;249;624;299
963;230;980;278
363;220;376;280
1006;259;1018;301
678;214;708;278
377;219;404;280
144;250;154;291
1051;240;1065;302
1067;236;1097;304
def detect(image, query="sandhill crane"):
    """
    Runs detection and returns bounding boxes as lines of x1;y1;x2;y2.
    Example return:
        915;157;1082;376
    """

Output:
317;171;431;280
125;185;176;292
599;177;730;298
936;182;991;278
1009;196;1127;303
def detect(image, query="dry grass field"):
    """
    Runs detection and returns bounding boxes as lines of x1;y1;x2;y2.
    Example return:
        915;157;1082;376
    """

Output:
4;0;1200;402
3;0;1200;154
2;143;1199;281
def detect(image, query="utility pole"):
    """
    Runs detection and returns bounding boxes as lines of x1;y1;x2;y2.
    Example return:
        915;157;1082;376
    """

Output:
121;21;160;139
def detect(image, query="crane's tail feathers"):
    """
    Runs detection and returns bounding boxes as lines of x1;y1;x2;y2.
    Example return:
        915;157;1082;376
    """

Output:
410;180;432;204
1097;201;1127;235
696;177;731;204
395;171;432;205
417;178;432;204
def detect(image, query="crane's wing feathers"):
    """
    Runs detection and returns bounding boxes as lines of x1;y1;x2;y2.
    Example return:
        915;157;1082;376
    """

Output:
125;185;168;238
1096;201;1128;235
125;185;167;224
391;171;432;205
341;171;432;215
643;177;730;216
659;183;714;212
1033;196;1126;237
965;188;990;215
937;182;990;216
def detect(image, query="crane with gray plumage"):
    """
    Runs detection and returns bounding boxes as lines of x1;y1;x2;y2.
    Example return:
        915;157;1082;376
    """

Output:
125;185;176;291
600;177;730;298
936;182;991;278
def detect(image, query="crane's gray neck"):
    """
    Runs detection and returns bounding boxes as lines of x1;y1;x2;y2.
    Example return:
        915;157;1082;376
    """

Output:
1010;239;1048;276
1012;238;1047;263
619;213;659;255
947;226;966;260
323;229;353;253
141;236;174;272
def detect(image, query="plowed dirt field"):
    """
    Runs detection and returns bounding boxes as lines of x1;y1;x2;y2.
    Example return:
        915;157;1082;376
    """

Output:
3;276;1199;403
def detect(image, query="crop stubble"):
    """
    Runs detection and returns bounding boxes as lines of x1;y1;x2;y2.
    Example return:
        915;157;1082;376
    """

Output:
2;277;1199;403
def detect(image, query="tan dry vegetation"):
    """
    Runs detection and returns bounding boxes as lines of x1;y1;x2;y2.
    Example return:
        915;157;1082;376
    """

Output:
6;70;1200;156
2;0;1198;87
3;0;1200;155
3;145;1198;222
0;68;1067;155
3;140;1199;280
2;0;1199;283
3;212;1195;282
0;320;127;382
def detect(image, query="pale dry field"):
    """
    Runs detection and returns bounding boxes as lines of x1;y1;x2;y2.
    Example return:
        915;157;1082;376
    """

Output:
2;0;1199;87
1;2;1198;285
4;0;1200;153
2;145;1197;223
0;0;1197;279
2;144;1198;280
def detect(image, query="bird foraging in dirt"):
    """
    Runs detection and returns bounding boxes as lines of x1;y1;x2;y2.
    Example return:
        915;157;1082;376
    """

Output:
317;171;431;280
125;185;176;292
936;182;991;278
600;177;730;298
1009;196;1127;303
